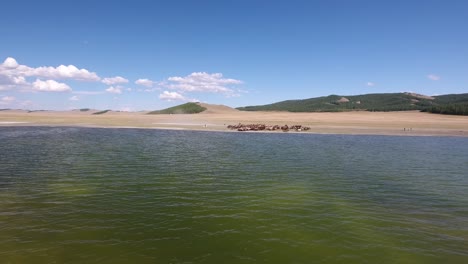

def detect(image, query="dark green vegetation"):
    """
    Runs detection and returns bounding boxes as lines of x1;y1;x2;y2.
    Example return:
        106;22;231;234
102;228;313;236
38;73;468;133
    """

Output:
422;103;468;115
0;109;10;111
92;110;111;115
421;93;468;115
147;102;206;114
79;108;90;112
237;92;468;115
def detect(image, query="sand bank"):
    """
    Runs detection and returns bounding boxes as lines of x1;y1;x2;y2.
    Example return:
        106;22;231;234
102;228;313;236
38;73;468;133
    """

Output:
1;109;467;137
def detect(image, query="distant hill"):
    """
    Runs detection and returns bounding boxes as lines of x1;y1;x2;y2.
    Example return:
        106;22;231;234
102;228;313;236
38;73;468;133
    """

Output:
147;102;207;114
92;110;111;115
197;103;239;114
237;92;468;115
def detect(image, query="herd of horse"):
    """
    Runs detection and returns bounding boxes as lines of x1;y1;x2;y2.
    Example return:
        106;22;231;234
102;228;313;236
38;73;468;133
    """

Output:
227;123;311;132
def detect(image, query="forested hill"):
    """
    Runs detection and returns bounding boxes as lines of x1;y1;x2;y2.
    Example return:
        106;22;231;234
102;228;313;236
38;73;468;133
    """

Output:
237;93;468;115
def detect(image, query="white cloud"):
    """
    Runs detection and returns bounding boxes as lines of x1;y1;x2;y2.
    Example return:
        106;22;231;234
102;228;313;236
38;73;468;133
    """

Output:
0;74;30;91
1;57;246;106
166;72;242;95
32;79;72;92
30;65;100;81
12;76;27;85
1;58;100;81
69;95;79;101
159;91;187;101
3;57;19;68
367;82;375;86
427;74;441;81
102;76;129;85
135;78;155;87
105;86;122;94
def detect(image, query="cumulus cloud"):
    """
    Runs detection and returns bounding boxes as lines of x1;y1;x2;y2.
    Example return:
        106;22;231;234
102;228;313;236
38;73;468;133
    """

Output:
135;78;155;87
32;79;72;92
105;86;123;94
69;95;79;101
159;91;188;101
3;57;19;68
30;65;100;81
1;57;247;103
427;74;440;81
166;72;242;95
12;76;27;85
0;57;100;81
367;82;375;86
0;57;100;93
102;76;129;85
0;74;30;91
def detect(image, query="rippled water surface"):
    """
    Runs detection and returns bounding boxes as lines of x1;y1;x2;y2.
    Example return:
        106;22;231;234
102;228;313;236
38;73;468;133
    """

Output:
1;127;467;263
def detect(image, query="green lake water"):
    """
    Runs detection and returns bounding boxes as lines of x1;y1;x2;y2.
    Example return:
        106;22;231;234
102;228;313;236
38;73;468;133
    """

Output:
0;126;467;263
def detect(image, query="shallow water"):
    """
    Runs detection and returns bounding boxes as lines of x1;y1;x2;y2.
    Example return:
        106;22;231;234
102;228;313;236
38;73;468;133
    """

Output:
0;127;467;263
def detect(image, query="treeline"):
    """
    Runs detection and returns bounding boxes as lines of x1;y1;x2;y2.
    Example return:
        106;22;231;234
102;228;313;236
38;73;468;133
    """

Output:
422;103;468;115
423;93;468;115
237;92;468;116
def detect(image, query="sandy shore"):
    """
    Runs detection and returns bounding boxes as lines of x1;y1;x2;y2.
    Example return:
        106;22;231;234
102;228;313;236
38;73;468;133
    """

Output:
1;108;468;137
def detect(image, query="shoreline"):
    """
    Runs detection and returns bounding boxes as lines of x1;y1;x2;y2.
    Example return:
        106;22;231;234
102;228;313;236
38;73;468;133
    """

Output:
1;123;468;138
1;110;468;137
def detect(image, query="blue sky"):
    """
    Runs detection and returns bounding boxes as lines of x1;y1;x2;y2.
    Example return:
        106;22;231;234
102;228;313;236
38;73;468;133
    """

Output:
1;0;467;111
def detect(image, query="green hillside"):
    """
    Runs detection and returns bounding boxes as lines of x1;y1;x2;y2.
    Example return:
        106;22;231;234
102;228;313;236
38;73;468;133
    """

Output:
92;110;111;115
147;102;207;114
237;92;468;115
422;93;468;115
